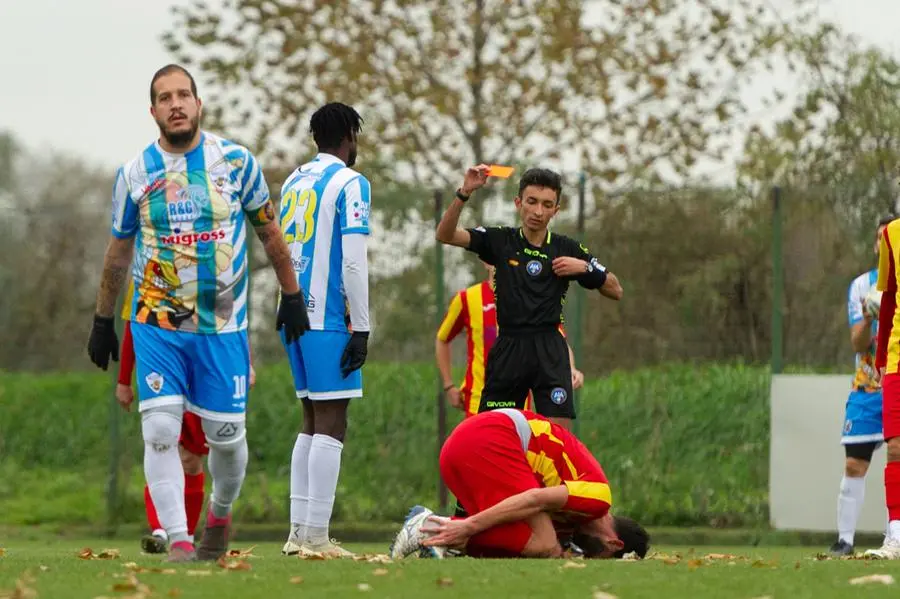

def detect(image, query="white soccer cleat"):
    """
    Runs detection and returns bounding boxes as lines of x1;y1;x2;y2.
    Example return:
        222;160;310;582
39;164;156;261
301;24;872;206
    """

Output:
281;538;303;556
389;505;447;560
300;539;355;559
864;537;900;560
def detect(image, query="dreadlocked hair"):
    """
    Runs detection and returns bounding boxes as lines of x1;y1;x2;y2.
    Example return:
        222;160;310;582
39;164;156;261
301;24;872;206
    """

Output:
309;102;363;151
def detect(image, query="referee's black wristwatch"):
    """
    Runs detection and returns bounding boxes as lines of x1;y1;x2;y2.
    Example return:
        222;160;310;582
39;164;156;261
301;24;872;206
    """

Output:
455;188;471;202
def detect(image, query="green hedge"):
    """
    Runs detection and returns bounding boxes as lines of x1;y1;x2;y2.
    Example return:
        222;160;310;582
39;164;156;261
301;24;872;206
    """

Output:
0;362;770;528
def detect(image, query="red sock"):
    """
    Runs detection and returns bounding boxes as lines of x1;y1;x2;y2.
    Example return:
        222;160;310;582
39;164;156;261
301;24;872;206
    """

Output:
887;462;900;522
144;484;162;532
184;472;206;536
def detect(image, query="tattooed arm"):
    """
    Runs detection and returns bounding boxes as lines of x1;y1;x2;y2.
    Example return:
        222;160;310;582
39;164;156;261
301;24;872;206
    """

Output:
95;236;135;317
248;200;300;295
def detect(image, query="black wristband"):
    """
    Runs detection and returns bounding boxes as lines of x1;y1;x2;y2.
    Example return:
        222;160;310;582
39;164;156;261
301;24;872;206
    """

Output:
580;266;608;290
455;188;470;202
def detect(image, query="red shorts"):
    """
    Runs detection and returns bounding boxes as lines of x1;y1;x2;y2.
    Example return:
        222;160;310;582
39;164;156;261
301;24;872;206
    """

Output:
439;412;539;556
882;374;900;440
180;411;208;456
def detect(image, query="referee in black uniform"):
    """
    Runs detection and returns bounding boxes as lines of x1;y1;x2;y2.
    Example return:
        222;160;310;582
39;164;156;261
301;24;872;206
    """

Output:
435;164;622;430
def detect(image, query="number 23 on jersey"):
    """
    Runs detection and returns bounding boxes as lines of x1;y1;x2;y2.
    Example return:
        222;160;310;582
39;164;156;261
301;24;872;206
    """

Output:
280;188;318;244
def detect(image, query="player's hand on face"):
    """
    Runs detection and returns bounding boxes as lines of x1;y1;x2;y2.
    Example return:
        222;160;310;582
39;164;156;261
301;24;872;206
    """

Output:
421;515;474;549
461;164;490;196
115;383;134;412
446;386;463;410
87;315;119;370
572;368;584;390
249;365;256;389
552;257;588;278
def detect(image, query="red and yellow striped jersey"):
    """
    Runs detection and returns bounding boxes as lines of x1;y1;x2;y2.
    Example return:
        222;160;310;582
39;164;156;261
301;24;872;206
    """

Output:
437;281;498;416
523;411;612;523
877;221;900;372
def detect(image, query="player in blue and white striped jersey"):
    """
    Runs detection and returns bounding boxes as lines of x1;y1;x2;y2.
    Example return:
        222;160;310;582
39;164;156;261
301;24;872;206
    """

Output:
278;103;372;558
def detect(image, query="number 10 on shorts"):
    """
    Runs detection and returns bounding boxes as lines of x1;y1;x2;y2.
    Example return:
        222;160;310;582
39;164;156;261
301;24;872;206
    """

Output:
233;375;247;399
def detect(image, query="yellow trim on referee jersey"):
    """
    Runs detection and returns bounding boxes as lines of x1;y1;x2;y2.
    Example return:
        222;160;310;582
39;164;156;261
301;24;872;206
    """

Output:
466;288;486;416
564;481;613;506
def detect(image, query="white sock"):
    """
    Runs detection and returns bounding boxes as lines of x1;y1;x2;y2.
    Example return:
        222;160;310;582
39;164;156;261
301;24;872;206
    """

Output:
838;475;866;545
289;433;314;542
143;412;189;544
305;434;344;544
208;436;249;519
890;520;900;541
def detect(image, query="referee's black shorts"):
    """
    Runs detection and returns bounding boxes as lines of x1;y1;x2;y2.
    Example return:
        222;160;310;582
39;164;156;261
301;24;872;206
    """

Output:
477;327;575;419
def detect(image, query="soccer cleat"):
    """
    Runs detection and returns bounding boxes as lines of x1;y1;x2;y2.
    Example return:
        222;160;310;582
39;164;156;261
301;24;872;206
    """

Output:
196;514;232;561
828;539;854;557
388;505;446;560
864;537;900;559
166;541;197;563
282;538;304;556
141;532;168;555
299;539;355;558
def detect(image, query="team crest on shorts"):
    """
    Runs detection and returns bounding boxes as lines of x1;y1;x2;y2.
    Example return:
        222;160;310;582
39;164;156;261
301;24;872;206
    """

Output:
526;260;542;276
145;372;164;394
550;387;567;405
844;419;853;434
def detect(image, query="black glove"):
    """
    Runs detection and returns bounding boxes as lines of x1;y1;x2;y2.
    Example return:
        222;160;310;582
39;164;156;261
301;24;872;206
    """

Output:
277;290;311;344
87;314;119;371
340;331;369;378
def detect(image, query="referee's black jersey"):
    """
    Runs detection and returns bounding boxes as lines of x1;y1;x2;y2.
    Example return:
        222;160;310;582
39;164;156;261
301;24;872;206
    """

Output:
465;226;604;333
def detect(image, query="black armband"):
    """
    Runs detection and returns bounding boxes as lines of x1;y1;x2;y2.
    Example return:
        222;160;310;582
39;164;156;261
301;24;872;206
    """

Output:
579;262;608;290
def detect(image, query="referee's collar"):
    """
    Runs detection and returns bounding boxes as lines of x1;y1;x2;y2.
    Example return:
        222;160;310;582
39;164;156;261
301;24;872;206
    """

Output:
518;227;552;246
314;152;346;167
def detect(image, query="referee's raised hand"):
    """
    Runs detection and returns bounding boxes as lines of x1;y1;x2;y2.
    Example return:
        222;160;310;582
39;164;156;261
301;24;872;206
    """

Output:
461;164;491;195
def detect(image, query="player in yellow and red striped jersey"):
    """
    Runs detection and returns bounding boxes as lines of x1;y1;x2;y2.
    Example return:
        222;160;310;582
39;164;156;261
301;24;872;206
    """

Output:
436;262;584;419
868;216;900;559
116;279;255;555
389;409;649;560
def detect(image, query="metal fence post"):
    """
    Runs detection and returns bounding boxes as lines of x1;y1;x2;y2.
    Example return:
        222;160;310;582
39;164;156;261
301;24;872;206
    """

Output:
771;186;784;374
434;189;448;513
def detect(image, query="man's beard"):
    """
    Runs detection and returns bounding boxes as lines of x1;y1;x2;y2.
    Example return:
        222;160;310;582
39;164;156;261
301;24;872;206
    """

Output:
158;115;200;148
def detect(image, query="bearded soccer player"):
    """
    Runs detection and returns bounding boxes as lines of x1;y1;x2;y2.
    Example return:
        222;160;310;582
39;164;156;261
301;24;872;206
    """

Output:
86;64;310;563
115;280;257;554
436;261;584;418
868;214;900;559
388;409;649;560
829;216;893;556
279;103;371;558
435;165;621;430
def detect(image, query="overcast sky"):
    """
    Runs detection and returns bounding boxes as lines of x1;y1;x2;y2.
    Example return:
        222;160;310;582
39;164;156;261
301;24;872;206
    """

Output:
1;0;899;174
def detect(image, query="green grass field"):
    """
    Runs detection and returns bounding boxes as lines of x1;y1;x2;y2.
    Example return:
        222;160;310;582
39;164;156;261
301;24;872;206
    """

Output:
1;540;899;599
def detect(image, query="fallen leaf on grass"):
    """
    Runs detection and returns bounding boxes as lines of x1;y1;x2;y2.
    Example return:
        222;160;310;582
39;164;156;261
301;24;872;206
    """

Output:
0;577;37;599
372;568;389;576
185;570;212;576
352;554;393;564
849;574;895;586
78;548;120;560
593;592;618;599
436;577;454;587
687;559;703;571
357;583;372;591
751;559;778;569
663;558;680;566
298;551;327;561
0;549;5;557
168;589;182;598
704;553;739;561
38;566;48;572
619;551;641;561
561;560;586;569
217;557;252;571
226;545;257;558
289;576;304;584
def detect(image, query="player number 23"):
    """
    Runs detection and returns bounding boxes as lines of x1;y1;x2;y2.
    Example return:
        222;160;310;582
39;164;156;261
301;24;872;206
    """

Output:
280;188;318;244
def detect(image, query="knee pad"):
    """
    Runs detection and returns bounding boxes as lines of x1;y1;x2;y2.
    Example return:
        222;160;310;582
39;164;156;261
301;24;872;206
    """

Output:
201;417;247;450
141;405;183;452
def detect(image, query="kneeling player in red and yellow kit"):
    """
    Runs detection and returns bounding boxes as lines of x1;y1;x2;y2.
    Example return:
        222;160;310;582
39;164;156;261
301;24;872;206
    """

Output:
870;218;900;559
389;410;649;559
116;281;255;554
